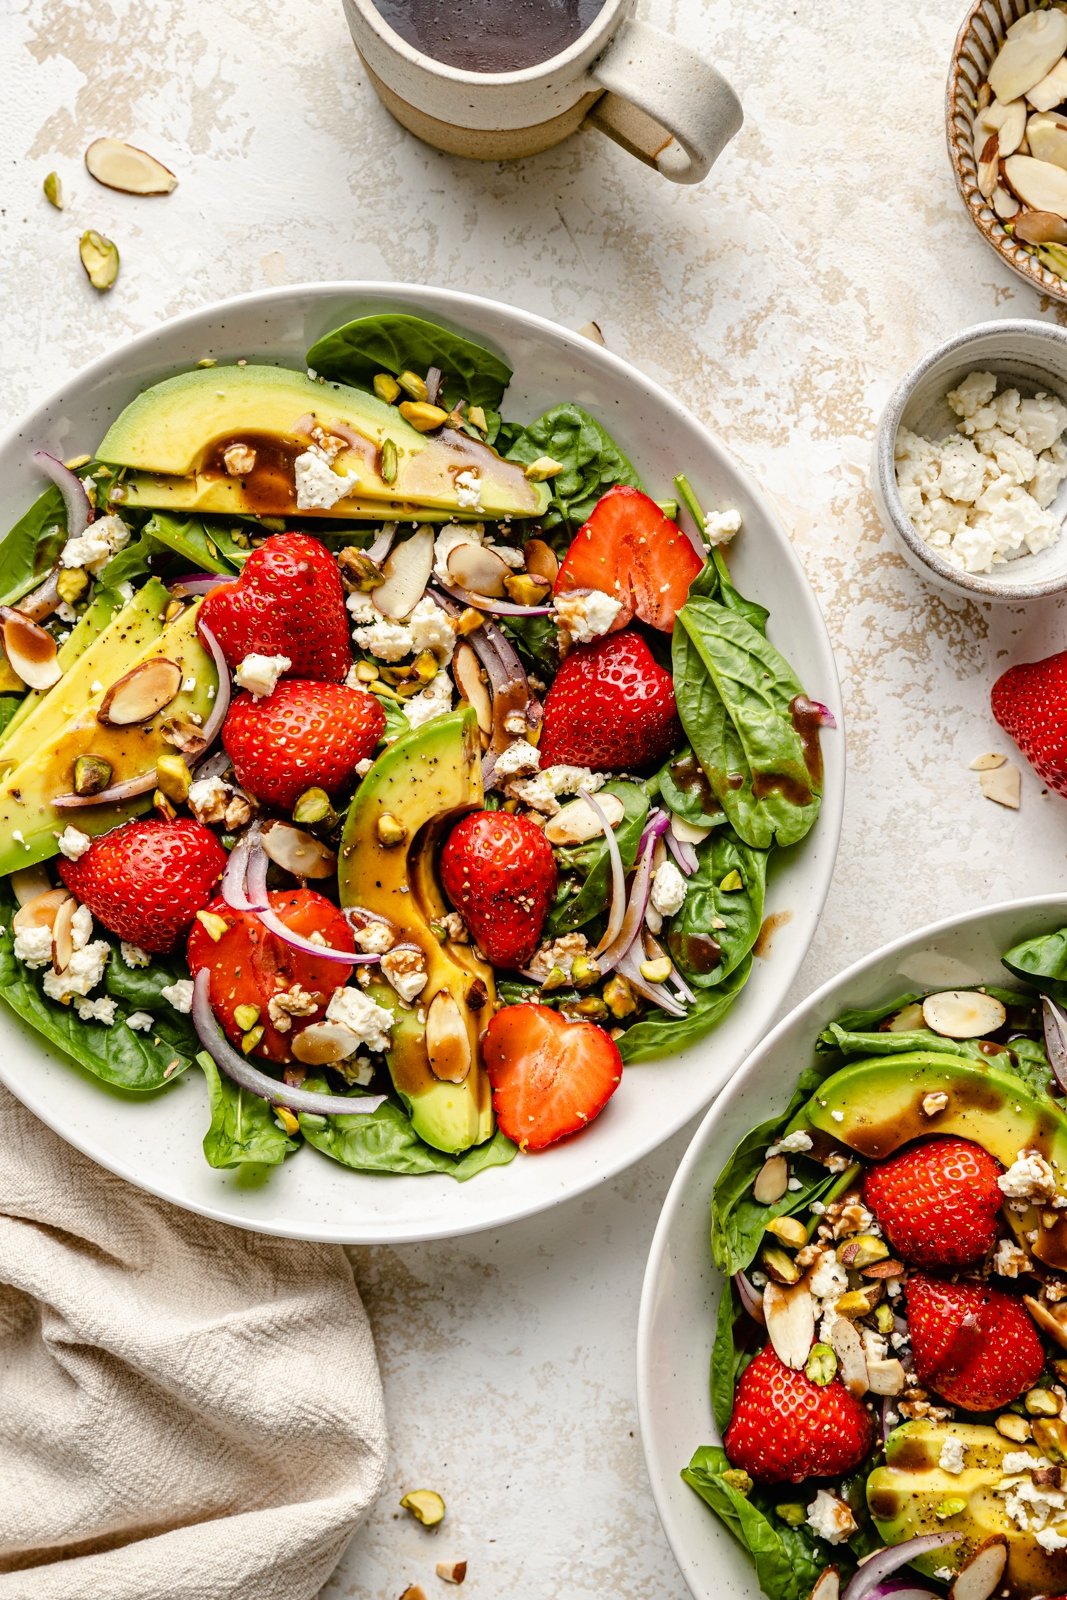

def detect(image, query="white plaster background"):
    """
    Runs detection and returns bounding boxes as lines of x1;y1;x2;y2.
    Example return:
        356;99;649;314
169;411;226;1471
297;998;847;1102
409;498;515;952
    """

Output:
3;0;1067;1594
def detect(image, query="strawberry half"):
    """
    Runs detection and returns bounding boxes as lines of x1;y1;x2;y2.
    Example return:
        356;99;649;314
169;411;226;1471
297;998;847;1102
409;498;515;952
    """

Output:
483;1003;622;1151
723;1344;875;1485
200;532;351;682
222;679;385;810
58;817;226;953
538;629;680;770
992;649;1067;797
440;810;556;969
554;486;702;632
863;1136;1005;1269
906;1274;1045;1411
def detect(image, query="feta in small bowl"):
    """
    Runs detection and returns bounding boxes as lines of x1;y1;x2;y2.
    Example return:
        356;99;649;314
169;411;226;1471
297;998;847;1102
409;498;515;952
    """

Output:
872;319;1067;600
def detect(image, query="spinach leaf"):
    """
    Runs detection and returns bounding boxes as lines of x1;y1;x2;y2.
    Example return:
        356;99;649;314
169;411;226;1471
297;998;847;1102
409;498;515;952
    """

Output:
0;484;68;605
711;1281;754;1434
618;956;752;1066
1006;1035;1054;1098
0;696;23;739
99;513;244;588
300;1091;517;1180
197;1053;299;1168
306;313;512;410
817;1024;994;1062
669;828;767;989
673;598;821;850
681;1447;828;1600
656;745;724;829
0;883;192;1091
825;993;922;1034
1004;928;1067;1001
501;612;561;680
505;403;642;530
547;781;650;936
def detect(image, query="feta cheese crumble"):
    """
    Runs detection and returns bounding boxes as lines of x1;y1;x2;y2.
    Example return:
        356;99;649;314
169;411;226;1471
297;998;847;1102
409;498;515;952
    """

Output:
493;739;541;779
805;1489;856;1545
455;470;483;510
120;941;151;968
505;765;607;816
293;445;359;511
703;508;742;547
13;924;53;969
325;986;393;1053
56;826;92;861
650;860;687;918
126;1011;154;1032
766;1130;813;1159
42;941;109;1001
73;995;118;1026
938;1435;966;1475
403;671;453;730
60;512;130;574
998;1149;1060;1204
235;653;291;699
161;978;194;1015
553;588;623;643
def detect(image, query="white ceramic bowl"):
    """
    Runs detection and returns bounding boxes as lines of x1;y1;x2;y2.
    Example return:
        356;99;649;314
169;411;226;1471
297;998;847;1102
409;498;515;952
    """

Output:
871;319;1067;601
637;894;1067;1600
0;282;843;1245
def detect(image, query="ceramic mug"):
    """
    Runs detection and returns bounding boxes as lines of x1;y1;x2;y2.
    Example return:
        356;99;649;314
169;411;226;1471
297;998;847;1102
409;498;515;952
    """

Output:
342;0;743;184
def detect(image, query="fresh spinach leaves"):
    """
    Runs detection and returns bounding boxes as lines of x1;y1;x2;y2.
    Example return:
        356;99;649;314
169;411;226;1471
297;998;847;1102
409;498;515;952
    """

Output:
681;1447;829;1600
99;513;244;588
711;1281;754;1435
197;1054;298;1169
1004;928;1067;1001
505;403;642;529
669;828;767;989
299;1090;517;1180
619;957;752;1065
547;781;650;937
306;313;512;410
656;745;724;830
0;484;68;606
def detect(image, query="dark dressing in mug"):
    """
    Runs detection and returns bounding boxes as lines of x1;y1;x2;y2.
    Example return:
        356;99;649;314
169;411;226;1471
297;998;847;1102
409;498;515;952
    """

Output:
374;0;605;73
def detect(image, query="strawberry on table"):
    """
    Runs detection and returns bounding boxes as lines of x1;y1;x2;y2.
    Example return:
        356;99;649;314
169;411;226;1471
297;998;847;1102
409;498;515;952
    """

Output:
723;1344;875;1485
222;679;385;810
200;532;351;682
439;810;556;969
538;629;680;770
58;817;226;954
554;485;702;632
862;1136;1005;1269
992;647;1067;796
483;1003;622;1151
187;889;354;1062
906;1273;1045;1411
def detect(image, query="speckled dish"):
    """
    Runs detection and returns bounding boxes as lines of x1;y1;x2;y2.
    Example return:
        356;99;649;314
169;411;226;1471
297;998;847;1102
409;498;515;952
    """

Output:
872;318;1067;600
947;0;1067;304
637;894;1067;1600
0;282;843;1246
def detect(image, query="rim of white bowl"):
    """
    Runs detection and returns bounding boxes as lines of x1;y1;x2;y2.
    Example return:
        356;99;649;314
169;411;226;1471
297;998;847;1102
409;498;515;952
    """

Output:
636;888;1067;1599
874;317;1067;602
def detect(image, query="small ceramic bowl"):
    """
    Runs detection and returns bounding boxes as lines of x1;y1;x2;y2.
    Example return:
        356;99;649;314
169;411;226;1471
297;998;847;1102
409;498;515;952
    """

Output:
872;317;1067;600
947;0;1067;305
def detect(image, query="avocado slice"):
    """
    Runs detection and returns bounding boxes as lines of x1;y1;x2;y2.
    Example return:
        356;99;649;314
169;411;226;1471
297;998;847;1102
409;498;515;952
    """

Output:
0;580;166;758
793;1053;1067;1269
97;365;549;522
868;1419;1067;1596
0;597;216;875
338;706;495;1155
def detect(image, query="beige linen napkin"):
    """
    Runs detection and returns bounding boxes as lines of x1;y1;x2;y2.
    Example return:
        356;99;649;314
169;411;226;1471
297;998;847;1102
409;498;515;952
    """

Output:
0;1085;386;1600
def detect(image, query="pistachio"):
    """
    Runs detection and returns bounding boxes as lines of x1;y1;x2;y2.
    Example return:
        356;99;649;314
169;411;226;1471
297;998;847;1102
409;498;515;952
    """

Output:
338;546;386;592
73;754;112;796
56;567;88;605
43;171;63;209
603;974;637;1018
398;400;449;432
196;909;228;943
98;657;182;726
995;1412;1032;1442
570;954;602;989
376;812;407;847
834;1289;881;1319
1025;1386;1060;1416
539;964;569;993
523;455;565;481
412;649;437;684
753;1155;789;1206
397;370;429;402
435;1561;468;1585
79;229;120;291
775;1503;807;1527
573;996;609;1019
164;598;184;623
85;136;177;194
637;955;671;985
504;572;552;606
425;990;472;1084
152;789;177;821
467;405;489;433
275;1106;300;1136
837;1235;889;1270
355;661;379;682
1033;1416;1067;1458
760;1244;801;1285
261;820;337;879
765;1215;808;1249
719;869;744;892
456;606;484;635
155;752;191;804
935;1497;968;1521
233;1003;261;1032
372;372;401;404
241;1024;265;1054
378;437;398;485
720;1469;753;1496
874;1302;896;1335
293;787;337;827
806;1343;838;1386
399;1488;445;1526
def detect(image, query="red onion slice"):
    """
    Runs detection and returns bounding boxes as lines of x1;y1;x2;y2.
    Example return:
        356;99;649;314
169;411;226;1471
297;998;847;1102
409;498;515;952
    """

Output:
240;835;375;964
169;575;230;595
1043;996;1067;1094
617;943;688;1017
254;901;369;965
33;449;91;540
425;365;443;407
585;789;627;957
598;812;672;971
733;1270;766;1325
366;523;398;566
808;699;837;730
195;620;232;754
192;970;386;1117
840;1535;962;1600
53;773;157;809
664;824;699;876
220;828;267;913
16;567;62;623
437;577;552;616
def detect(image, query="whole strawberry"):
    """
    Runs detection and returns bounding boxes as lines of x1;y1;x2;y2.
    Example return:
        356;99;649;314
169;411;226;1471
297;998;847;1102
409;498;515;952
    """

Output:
223;680;385;810
863;1136;1005;1269
992;649;1067;796
539;630;680;770
58;817;226;953
440;810;557;968
907;1273;1045;1411
723;1345;875;1485
200;532;351;682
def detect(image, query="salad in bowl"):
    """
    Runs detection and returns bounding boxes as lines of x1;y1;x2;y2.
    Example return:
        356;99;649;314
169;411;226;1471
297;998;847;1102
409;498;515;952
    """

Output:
685;925;1067;1600
0;305;831;1186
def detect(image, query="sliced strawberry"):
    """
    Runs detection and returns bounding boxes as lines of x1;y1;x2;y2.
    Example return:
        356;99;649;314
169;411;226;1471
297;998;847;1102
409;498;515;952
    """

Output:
439;811;556;969
58;817;226;953
554;486;702;632
186;889;354;1062
992;649;1067;797
538;629;680;770
723;1344;875;1485
222;679;385;810
200;532;351;681
862;1137;1005;1269
483;1003;622;1151
906;1274;1045;1411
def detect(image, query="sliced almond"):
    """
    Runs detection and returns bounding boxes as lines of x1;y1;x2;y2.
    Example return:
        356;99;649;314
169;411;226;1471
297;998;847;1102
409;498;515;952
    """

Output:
978;131;1001;198
810;1570;839;1600
752;1154;790;1205
992;183;1021;219
1025;1294;1067;1350
10;865;52;907
84;137;177;195
979;762;1021;809
885;1001;926;1032
425;990;472;1083
447;540;511;598
0;607;61;691
969;751;1006;771
371;525;434;619
866;1357;906;1396
578;320;606;345
1026;109;1067;170
13;887;73;935
260;821;336;879
160;716;208;758
435;1561;468;1586
990;11;1067;103
981;96;1028;154
523;537;560;584
1012;207;1067;243
452;642;492;736
948;1536;1008;1600
1028;57;1067;113
763;1279;815;1371
98;657;182;726
51;894;76;974
922;989;1007;1039
1003;152;1067;215
290;1020;359;1066
670;816;711;846
826;1316;868;1397
544;791;625;846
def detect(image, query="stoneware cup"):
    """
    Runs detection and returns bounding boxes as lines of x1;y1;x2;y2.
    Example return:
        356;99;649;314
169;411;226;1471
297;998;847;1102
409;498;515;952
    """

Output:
342;0;743;184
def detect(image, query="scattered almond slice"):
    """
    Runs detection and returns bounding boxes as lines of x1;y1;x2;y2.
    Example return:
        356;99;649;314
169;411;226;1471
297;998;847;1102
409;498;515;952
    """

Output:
13;888;73;936
451;643;492;737
752;1154;789;1205
447;540;511;598
992;184;1020;219
371;525;434;619
436;1561;468;1585
1003;153;1067;216
0;607;61;691
979;761;1021;809
886;1000;926;1032
1012;207;1067;244
51;894;76;974
290;1020;359;1066
969;752;1006;771
764;1279;814;1371
990;10;1067;103
1026;110;1067;171
523;537;559;584
977;132;1000;198
98;657;182;726
578;320;605;345
826;1316;868;1397
948;1536;1008;1600
922;989;1006;1039
810;1570;840;1600
988;97;1028;154
1028;57;1067;113
10;865;52;907
425;990;472;1083
1025;1294;1067;1350
544;792;625;846
84;137;177;195
260;821;336;878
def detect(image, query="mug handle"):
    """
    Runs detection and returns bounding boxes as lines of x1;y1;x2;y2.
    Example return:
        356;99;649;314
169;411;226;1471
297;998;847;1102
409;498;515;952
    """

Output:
584;17;742;185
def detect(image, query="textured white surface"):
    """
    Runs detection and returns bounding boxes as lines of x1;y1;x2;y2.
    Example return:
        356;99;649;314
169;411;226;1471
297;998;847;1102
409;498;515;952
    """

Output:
4;0;1067;1594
